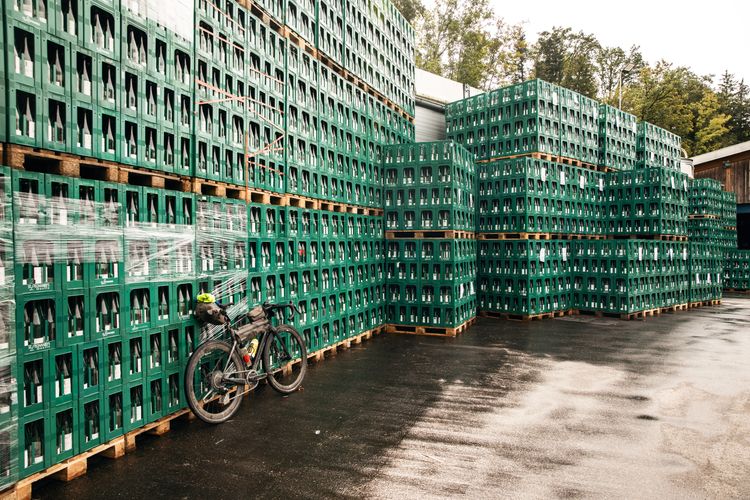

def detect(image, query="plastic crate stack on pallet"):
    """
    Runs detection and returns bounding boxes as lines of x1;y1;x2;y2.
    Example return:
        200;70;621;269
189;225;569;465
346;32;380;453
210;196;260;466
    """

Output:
2;0;198;177
570;240;690;317
1;0;416;206
478;239;572;318
383;141;476;335
446;79;600;166
0;169;16;490
448;78;705;320
688;179;737;253
723;250;750;291
689;243;723;304
9;167;199;480
605;167;689;238
477;157;607;236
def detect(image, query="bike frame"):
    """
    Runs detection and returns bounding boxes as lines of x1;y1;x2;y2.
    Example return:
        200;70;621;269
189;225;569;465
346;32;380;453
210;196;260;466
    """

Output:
219;323;293;386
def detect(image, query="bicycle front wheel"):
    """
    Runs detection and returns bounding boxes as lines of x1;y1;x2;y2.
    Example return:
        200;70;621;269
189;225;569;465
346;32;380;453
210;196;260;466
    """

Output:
263;325;308;394
184;340;246;424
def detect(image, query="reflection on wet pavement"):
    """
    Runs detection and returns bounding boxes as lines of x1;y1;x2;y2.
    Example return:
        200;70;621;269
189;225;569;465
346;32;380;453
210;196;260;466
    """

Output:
39;299;750;499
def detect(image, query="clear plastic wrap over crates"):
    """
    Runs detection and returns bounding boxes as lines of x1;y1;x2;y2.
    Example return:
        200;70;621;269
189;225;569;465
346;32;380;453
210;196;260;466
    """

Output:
12;191;194;282
0;177;16;487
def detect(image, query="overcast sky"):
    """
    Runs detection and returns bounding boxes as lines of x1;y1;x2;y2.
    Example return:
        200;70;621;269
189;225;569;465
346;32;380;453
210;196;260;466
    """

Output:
492;0;750;84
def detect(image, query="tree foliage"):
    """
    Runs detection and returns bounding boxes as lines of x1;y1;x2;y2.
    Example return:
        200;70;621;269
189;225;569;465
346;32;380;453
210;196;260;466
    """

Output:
397;0;750;155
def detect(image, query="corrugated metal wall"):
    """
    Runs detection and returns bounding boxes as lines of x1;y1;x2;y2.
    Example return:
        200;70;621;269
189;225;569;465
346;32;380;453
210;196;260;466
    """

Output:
415;105;446;142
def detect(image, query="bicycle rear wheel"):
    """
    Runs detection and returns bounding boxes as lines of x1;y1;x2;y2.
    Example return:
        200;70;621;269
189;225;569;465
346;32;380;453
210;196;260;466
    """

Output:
263;325;307;394
184;340;246;424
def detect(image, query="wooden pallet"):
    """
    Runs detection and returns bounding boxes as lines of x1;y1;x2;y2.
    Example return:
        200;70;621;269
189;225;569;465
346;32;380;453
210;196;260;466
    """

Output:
479;309;576;321
660;303;689;313
477;232;550;241
386;317;477;337
280;26;318;57
0;409;194;500
2;143;120;182
608;234;688;242
688;214;719;220
285;194;319;210
247;188;286;206
2;143;200;191
689;299;722;308
306;325;385;362
191;178;247;200
386;230;475;240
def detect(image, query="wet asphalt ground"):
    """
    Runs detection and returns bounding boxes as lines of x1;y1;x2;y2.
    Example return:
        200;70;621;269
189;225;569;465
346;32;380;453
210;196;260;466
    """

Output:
38;298;750;499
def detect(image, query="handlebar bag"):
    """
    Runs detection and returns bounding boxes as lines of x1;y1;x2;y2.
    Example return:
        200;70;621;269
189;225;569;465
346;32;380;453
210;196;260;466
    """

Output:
195;302;226;325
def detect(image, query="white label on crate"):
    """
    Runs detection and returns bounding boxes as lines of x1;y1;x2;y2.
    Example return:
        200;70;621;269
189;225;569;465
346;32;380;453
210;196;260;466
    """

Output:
25;451;29;468
707;274;712;284
65;432;73;450
599;178;604;192
59;207;68;225
654;248;659;261
84;134;92;150
136;358;142;372
638;247;643;261
561;172;566;185
114;364;121;380
683;248;688;260
37;385;43;402
82;80;91;96
540;248;546;262
541;167;547;182
579;175;585;189
33;266;43;284
562;248;568;262
669;248;674;261
684;179;688;191
696;273;700;283
671;177;675;189
0;268;4;285
92;431;99;440
64;377;71;395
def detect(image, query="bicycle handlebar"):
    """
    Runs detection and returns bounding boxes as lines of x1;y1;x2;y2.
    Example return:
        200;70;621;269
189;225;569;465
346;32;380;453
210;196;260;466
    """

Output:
262;301;302;320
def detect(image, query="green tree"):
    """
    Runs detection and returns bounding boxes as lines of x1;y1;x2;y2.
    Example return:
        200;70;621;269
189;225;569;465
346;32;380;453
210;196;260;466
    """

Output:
693;92;732;154
531;27;600;98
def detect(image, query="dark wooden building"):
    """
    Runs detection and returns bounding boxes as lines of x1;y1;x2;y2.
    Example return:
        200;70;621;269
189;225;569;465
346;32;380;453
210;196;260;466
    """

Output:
693;141;750;248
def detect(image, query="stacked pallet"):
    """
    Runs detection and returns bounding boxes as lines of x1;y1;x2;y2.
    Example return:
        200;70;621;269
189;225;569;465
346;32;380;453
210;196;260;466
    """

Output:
0;0;416;493
688;179;737;253
450;78;697;319
383;141;476;335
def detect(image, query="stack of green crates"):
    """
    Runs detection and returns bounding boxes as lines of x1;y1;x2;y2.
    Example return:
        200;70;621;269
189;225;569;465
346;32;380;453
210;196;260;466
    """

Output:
724;250;750;290
1;0;415;203
688;179;737;253
637;122;681;170
484;80;561;160
10;168;199;479
570;240;689;314
383;141;476;330
598;104;637;170
446;79;601;164
383;141;475;232
476;157;606;235
444;94;487;161
477;240;571;316
688;243;722;302
0;168;16;489
7;165;388;480
386;238;476;328
606;167;688;237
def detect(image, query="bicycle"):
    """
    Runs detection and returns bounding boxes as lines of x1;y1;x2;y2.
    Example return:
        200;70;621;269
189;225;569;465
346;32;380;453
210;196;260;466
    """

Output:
184;301;308;424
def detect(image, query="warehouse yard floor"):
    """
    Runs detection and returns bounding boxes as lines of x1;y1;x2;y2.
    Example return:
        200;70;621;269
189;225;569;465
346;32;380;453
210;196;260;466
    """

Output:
38;299;750;499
